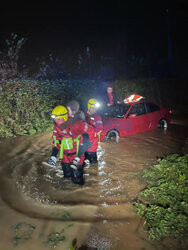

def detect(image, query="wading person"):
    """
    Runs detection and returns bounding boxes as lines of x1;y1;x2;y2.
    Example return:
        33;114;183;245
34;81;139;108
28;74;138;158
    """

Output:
56;100;96;169
42;105;85;185
84;98;103;163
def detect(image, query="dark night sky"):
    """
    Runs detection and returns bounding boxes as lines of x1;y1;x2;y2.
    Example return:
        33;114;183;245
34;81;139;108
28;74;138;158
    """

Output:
0;0;188;69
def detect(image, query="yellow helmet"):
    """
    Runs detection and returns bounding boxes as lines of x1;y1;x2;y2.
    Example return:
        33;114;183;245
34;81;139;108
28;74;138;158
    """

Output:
88;98;100;111
51;105;68;121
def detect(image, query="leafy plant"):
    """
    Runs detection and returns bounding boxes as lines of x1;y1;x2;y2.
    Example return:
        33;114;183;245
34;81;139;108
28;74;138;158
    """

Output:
11;222;36;246
0;78;187;138
44;231;66;248
0;80;62;137
132;154;188;240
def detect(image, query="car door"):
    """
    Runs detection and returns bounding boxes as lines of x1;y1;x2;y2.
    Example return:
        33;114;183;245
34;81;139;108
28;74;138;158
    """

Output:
145;102;161;129
125;102;151;134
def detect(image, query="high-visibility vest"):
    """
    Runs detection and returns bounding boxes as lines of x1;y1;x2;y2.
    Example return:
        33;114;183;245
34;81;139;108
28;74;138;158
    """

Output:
53;135;81;159
94;131;101;146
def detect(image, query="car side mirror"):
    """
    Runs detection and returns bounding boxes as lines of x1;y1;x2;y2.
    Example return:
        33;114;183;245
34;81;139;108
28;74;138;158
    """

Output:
128;113;137;118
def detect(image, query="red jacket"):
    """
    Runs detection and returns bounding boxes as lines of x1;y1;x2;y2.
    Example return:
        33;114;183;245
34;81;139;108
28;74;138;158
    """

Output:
67;118;98;152
68;119;96;143
107;92;113;105
84;111;103;132
55;113;97;153
52;124;84;164
84;111;103;152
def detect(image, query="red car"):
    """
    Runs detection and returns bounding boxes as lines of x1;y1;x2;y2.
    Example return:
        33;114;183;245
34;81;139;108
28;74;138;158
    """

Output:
100;100;172;141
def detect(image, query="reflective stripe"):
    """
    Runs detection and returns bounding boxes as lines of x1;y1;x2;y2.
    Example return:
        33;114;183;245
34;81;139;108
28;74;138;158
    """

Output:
60;137;74;158
135;96;143;102
124;94;143;103
74;135;81;156
62;138;73;150
60;143;64;159
58;135;81;159
97;132;101;146
65;138;70;149
94;132;101;146
128;95;134;102
84;123;88;132
53;135;59;147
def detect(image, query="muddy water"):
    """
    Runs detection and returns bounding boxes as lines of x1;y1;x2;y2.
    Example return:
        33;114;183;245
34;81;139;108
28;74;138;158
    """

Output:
0;122;187;250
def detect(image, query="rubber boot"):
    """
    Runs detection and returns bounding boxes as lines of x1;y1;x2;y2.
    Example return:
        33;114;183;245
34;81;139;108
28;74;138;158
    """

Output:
85;151;98;164
71;165;84;185
61;162;72;178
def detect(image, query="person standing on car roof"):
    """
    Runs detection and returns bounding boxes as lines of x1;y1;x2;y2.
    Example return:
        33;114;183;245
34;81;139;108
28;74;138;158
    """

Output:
84;98;103;163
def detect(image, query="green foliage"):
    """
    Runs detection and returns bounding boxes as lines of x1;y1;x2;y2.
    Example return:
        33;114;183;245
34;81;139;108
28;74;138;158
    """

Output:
0;80;66;137
61;211;71;220
132;154;188;240
0;78;187;137
11;222;36;246
0;79;100;137
44;231;66;248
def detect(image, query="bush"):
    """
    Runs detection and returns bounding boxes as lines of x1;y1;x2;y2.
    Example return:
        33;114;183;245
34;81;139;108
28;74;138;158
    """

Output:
132;154;188;240
0;80;67;137
0;79;99;137
0;78;187;137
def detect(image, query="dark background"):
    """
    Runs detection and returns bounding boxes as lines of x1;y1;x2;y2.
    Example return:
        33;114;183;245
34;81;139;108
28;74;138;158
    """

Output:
0;0;188;79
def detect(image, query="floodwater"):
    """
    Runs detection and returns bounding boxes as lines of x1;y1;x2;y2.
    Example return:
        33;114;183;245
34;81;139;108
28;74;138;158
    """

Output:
0;120;187;250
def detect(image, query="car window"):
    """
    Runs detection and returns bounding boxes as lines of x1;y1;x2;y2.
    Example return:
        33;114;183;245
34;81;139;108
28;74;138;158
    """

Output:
105;104;131;118
145;103;160;113
127;103;146;116
117;104;131;117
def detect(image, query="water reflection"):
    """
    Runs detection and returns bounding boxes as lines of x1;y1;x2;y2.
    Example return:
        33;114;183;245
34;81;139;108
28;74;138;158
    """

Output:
0;123;187;249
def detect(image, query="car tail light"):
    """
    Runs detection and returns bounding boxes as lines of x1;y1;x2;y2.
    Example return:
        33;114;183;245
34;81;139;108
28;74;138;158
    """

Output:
169;109;172;114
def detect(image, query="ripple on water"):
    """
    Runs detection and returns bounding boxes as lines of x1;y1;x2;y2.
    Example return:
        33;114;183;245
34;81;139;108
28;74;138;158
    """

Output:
0;125;187;249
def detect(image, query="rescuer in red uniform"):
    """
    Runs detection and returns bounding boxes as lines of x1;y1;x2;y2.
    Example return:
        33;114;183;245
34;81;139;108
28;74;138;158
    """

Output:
84;98;103;163
55;100;96;170
42;105;85;185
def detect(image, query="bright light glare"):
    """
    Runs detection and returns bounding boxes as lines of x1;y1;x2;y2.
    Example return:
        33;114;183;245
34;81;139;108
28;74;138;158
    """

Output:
95;102;100;108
